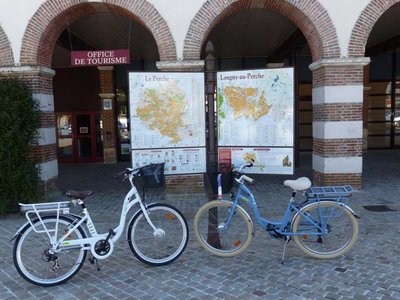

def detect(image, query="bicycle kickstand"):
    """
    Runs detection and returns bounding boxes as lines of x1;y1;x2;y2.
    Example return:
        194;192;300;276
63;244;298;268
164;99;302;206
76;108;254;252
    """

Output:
89;256;101;271
281;236;291;265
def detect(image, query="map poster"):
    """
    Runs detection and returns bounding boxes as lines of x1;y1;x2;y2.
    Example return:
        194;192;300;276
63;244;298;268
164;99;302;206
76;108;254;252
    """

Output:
129;72;205;149
129;72;206;175
218;147;293;175
217;68;294;147
132;148;206;174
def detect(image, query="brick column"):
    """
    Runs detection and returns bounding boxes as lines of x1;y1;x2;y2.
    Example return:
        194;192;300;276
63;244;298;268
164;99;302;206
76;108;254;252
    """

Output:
310;58;370;189
156;60;205;196
98;66;117;163
0;66;58;192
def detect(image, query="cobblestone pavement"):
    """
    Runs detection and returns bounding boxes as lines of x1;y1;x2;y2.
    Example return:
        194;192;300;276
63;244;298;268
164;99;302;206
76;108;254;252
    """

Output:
1;150;399;299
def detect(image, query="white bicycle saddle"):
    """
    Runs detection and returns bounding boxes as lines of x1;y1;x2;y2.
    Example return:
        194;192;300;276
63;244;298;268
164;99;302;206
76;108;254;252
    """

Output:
283;177;312;191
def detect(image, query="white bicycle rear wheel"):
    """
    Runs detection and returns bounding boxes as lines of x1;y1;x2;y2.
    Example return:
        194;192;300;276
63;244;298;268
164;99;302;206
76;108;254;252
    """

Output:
13;215;87;286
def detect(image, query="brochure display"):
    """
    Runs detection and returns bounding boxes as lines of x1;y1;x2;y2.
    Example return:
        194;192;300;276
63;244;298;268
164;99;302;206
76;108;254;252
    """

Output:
217;68;294;174
129;72;206;174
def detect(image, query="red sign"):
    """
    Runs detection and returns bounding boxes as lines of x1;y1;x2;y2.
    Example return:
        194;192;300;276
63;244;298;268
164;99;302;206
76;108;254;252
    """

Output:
71;49;130;66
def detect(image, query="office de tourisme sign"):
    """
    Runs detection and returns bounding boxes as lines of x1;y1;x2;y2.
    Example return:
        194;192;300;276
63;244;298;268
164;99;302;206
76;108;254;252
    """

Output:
71;49;130;66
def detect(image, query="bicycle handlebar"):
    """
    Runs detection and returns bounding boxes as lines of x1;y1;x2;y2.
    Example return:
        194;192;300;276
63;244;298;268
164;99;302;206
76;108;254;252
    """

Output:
242;174;255;184
114;167;140;180
231;160;255;185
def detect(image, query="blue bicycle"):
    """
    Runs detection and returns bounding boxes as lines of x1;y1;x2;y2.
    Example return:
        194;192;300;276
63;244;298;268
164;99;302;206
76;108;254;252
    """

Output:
193;163;359;262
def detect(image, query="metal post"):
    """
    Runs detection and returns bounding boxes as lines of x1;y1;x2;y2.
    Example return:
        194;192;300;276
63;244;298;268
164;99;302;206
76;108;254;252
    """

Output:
205;41;217;176
204;41;221;248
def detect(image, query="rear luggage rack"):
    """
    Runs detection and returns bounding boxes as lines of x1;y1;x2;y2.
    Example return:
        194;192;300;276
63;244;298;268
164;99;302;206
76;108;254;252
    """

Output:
306;185;353;204
20;201;70;213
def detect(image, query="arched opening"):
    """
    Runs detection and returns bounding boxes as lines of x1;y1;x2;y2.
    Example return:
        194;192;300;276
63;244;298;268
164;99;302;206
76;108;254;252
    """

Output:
51;5;160;163
364;3;400;150
17;0;175;189
184;0;340;61
184;0;340;176
200;8;314;159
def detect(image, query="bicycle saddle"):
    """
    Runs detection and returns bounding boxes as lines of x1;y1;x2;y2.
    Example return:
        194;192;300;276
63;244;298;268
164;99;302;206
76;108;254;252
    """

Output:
65;190;94;199
283;177;312;191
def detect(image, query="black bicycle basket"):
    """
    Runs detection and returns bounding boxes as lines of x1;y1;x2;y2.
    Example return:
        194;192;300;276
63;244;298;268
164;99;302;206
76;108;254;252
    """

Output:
140;163;165;188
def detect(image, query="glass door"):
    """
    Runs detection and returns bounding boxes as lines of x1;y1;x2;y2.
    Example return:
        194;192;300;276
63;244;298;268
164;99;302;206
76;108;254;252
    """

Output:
56;114;74;163
116;89;131;161
56;112;103;163
75;113;93;162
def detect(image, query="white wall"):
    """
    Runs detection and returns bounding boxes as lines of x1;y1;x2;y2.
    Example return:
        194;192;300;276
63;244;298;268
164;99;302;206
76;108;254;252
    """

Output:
0;0;45;65
147;0;206;60
0;0;373;64
318;0;371;57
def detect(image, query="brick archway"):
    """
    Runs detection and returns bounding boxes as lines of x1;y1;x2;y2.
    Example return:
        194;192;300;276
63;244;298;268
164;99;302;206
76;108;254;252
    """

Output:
183;0;340;61
20;0;176;67
0;26;14;67
349;0;400;57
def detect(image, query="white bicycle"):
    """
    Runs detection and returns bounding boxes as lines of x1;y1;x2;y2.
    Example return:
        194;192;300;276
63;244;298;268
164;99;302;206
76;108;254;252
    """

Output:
12;163;189;286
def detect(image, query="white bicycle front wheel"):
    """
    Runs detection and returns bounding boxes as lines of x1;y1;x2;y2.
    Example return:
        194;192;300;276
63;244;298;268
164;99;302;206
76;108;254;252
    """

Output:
127;203;189;266
13;215;87;286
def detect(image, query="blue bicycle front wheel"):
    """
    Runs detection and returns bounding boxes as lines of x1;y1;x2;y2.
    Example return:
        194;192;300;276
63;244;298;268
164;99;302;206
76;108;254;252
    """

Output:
193;200;254;257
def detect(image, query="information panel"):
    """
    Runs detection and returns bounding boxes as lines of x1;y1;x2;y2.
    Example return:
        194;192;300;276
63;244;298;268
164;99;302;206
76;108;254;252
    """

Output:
132;148;206;174
129;72;206;174
219;147;293;175
217;68;293;146
217;68;294;174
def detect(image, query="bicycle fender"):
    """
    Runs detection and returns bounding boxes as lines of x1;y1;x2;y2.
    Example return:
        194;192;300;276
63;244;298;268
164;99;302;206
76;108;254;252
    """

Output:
10;222;30;242
337;202;360;219
296;201;360;220
10;214;87;243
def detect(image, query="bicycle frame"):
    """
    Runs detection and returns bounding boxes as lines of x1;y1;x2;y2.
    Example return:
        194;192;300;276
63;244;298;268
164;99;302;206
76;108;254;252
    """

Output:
228;180;329;237
22;173;158;260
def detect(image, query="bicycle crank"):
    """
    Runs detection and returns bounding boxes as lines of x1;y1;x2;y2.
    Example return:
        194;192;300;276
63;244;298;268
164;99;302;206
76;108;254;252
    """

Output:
90;239;114;260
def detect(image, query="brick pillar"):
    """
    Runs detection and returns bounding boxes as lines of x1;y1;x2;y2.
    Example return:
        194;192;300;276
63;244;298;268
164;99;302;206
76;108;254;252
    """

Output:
0;66;58;192
156;60;205;196
309;58;370;189
98;66;117;163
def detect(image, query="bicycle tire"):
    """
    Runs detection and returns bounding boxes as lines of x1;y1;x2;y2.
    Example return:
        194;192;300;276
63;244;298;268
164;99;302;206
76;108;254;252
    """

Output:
193;200;254;257
127;203;189;266
291;201;359;259
13;215;87;286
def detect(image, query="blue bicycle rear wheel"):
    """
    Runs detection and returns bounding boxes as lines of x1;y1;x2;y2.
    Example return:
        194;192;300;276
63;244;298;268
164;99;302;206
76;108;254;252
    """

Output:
291;201;358;259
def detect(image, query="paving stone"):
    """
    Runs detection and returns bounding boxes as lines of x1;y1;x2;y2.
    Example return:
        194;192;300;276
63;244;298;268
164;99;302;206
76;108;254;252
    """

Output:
1;151;400;299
